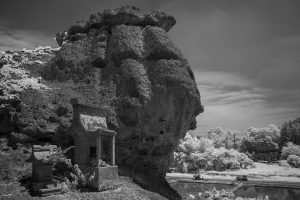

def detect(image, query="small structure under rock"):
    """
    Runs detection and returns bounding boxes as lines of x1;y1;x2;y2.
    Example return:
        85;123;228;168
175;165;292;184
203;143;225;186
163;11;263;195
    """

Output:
67;98;118;190
26;145;63;196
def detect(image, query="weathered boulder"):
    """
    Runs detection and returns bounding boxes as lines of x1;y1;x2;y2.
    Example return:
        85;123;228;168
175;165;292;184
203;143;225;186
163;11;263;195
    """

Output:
56;6;176;46
0;6;203;200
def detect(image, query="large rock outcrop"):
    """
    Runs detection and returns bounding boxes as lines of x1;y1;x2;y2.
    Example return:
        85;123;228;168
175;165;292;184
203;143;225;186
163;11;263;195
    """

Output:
0;6;203;200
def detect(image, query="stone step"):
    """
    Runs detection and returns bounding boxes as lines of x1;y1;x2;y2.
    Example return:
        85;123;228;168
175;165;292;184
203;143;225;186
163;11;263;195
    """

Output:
46;184;55;189
37;187;63;197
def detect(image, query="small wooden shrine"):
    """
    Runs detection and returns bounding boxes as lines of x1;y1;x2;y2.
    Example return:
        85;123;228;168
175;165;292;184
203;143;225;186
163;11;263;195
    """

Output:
67;98;118;190
26;145;62;196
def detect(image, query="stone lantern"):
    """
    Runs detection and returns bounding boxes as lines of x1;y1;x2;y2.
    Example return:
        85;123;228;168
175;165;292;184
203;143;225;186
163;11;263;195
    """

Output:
67;98;118;190
26;145;62;196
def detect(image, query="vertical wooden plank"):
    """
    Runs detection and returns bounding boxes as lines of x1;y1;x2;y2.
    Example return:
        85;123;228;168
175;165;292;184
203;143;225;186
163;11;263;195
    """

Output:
112;135;115;166
97;136;102;167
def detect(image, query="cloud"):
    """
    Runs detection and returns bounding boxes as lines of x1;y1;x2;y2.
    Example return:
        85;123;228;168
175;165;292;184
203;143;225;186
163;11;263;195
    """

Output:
191;71;266;133
195;71;266;106
196;71;255;89
0;26;57;51
191;71;300;135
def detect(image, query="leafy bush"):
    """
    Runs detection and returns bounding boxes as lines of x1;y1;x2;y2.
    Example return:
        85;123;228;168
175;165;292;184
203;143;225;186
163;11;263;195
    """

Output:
278;160;291;168
287;155;300;168
178;133;214;154
53;157;87;190
281;142;300;159
50;147;101;191
210;148;253;170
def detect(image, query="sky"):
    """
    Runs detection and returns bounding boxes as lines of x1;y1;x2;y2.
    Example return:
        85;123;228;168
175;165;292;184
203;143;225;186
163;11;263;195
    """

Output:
1;0;300;135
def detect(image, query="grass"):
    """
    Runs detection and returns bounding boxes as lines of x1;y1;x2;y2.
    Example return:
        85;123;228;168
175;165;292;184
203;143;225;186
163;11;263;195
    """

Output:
167;162;300;183
204;162;300;177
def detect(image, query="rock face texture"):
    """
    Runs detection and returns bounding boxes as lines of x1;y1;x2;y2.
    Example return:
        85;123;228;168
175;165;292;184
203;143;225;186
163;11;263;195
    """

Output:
0;6;203;200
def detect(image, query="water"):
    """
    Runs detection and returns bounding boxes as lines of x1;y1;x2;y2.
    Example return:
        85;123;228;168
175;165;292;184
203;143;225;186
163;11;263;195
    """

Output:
235;186;300;200
170;182;235;197
171;182;300;200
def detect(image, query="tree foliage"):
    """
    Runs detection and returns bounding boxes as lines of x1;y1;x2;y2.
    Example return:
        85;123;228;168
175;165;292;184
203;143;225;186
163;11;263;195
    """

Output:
281;142;300;159
240;124;280;153
208;127;243;150
280;117;300;147
178;133;214;154
173;133;254;172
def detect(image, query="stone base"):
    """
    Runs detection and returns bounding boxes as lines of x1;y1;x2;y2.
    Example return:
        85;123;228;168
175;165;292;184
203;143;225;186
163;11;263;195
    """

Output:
98;166;118;180
83;166;118;190
30;179;63;197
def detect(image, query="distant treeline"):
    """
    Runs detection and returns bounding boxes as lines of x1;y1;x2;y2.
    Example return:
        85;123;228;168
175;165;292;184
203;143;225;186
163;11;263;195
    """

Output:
171;117;300;172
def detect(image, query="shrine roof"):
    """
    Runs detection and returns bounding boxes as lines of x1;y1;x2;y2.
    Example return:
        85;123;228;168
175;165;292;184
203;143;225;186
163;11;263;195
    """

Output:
79;114;116;136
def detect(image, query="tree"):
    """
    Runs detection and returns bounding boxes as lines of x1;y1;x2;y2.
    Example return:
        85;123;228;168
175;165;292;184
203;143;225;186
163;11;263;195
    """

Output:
173;133;254;172
208;127;243;150
178;133;214;154
240;124;280;153
280;117;300;147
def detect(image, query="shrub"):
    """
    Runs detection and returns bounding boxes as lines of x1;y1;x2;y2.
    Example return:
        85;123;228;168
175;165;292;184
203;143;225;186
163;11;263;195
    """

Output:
235;150;254;169
287;155;300;168
210;148;253;170
53;157;87;189
278;160;291;168
178;133;214;154
281;142;300;159
50;148;95;190
229;160;241;170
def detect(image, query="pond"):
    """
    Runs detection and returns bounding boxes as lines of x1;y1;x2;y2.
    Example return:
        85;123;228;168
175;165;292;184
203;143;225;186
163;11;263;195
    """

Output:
171;182;300;200
235;186;300;200
170;182;235;197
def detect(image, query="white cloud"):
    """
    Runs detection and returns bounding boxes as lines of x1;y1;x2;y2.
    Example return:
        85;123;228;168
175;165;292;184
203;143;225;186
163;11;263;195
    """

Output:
195;71;255;89
195;71;267;107
192;70;300;135
0;27;57;51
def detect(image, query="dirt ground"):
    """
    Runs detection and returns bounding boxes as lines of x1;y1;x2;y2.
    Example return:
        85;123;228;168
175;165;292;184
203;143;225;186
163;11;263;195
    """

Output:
0;177;167;200
0;137;167;200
